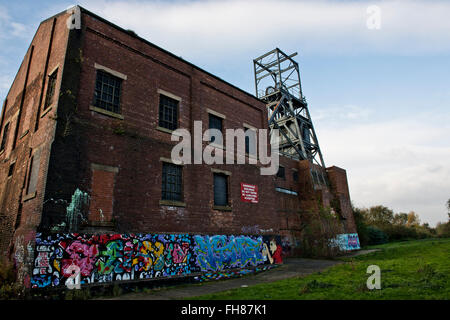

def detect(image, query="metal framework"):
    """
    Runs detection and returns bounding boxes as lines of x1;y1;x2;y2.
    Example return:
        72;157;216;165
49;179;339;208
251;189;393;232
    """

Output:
253;48;326;169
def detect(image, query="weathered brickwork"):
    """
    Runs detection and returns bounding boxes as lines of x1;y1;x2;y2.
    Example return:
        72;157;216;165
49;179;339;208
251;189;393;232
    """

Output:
0;7;358;288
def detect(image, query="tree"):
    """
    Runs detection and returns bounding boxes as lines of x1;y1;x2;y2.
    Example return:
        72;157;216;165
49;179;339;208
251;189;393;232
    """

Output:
365;205;394;226
447;198;450;220
393;213;408;226
406;211;420;227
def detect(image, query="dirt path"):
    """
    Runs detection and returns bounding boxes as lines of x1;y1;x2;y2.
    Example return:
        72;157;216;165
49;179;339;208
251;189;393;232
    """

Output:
103;249;379;300
104;259;337;300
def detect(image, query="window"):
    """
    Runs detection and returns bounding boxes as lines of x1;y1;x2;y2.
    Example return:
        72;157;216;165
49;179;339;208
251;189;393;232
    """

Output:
244;128;257;157
44;69;58;109
276;166;285;179
311;169;326;186
0;122;9;152
293;170;299;182
27;149;41;195
213;173;228;206
8;162;15;177
245;135;250;154
158;94;178;131
162;162;182;201
93;70;122;114
89;164;118;223
209;113;223;143
275;187;298;196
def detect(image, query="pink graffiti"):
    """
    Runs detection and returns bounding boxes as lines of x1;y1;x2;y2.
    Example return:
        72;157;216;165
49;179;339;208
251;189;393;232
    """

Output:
35;252;50;268
172;243;189;264
62;241;98;277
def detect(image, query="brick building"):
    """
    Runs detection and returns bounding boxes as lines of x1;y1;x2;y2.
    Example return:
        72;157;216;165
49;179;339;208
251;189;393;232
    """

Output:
0;6;358;289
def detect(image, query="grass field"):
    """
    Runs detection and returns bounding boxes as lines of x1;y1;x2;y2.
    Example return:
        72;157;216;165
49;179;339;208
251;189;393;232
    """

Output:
190;238;450;300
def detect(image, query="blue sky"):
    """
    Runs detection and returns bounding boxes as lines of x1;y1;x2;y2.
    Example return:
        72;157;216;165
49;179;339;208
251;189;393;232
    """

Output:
1;0;449;225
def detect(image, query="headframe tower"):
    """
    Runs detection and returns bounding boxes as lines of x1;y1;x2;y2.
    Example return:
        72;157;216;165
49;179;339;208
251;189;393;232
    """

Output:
253;48;326;174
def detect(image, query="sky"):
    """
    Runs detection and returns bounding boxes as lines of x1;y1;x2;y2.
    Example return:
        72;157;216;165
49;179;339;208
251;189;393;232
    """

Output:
0;0;449;226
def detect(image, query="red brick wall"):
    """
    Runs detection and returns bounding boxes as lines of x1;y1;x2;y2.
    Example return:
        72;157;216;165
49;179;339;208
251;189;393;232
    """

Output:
0;12;72;287
327;166;357;233
37;11;280;237
0;7;359;289
88;167;116;223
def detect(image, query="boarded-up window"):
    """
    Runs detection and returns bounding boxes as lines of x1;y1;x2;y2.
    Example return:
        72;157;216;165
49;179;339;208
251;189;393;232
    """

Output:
27;149;41;195
89;166;116;222
213;173;228;206
44;70;58;109
0;122;9;151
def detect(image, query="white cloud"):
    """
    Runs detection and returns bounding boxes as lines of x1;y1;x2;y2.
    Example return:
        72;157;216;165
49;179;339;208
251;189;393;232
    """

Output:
10;22;28;37
0;6;32;39
74;0;450;61
314;104;373;122
0;75;12;91
316;111;450;226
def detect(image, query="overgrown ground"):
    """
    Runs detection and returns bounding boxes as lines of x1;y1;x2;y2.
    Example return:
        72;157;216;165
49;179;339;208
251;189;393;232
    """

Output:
190;238;450;300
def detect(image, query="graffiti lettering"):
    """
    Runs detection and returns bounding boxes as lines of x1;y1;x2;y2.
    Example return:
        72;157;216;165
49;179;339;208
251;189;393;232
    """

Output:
31;233;280;288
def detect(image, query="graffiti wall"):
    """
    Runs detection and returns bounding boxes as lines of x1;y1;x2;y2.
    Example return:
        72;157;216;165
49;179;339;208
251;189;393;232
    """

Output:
31;233;282;288
332;233;361;251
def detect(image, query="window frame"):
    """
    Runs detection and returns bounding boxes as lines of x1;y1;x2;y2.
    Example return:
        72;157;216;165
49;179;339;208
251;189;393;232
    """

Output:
44;68;58;110
158;94;179;132
213;172;229;208
25;149;41;198
93;69;123;115
243;124;257;159
0;122;10;152
208;113;224;145
276;166;286;179
292;169;299;182
161;161;183;202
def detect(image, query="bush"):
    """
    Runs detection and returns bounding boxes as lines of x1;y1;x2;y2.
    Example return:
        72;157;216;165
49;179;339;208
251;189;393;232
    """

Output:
0;261;22;300
353;207;370;246
436;222;450;238
366;226;388;245
299;207;343;258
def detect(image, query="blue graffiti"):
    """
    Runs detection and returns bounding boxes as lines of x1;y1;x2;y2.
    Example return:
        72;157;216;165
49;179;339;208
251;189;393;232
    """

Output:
193;235;264;271
332;233;361;251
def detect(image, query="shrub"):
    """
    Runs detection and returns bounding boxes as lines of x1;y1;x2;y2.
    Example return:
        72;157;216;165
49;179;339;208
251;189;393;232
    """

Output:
0;261;22;300
299;206;343;258
366;226;388;245
436;221;450;238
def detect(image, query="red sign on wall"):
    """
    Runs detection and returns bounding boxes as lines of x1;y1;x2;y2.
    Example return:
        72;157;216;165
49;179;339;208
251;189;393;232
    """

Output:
241;183;258;203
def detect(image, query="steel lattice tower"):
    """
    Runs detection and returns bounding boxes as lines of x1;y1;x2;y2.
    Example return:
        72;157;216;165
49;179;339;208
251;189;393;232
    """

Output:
253;48;326;170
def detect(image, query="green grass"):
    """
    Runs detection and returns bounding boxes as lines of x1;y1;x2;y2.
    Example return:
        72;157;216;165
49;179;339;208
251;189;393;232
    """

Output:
190;238;450;300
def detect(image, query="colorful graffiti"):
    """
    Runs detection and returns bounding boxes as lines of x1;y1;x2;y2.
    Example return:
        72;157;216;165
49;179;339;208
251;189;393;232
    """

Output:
262;237;283;264
31;233;282;288
332;233;361;251
193;235;264;271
